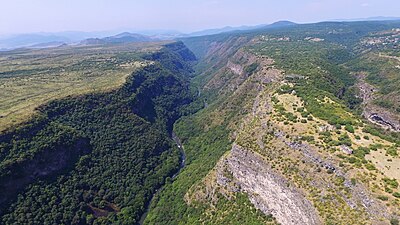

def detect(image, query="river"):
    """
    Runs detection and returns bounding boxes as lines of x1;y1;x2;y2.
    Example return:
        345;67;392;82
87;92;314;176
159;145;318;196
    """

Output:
137;131;186;225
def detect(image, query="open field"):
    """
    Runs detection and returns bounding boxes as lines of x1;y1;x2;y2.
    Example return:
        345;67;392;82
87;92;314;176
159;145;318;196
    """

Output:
0;42;166;132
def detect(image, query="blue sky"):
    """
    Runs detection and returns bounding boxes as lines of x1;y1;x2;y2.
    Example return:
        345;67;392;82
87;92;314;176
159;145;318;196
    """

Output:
1;0;399;35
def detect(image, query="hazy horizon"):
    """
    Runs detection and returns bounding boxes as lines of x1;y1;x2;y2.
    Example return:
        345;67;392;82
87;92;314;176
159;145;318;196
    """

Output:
1;0;400;36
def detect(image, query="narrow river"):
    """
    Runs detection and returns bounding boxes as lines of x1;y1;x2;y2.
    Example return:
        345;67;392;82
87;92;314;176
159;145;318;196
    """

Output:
138;131;186;225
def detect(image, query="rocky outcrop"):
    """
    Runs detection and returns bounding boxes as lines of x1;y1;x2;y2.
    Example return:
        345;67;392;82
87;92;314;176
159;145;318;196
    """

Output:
204;49;258;94
220;144;322;225
356;73;400;131
227;61;244;75
274;129;390;220
368;113;399;131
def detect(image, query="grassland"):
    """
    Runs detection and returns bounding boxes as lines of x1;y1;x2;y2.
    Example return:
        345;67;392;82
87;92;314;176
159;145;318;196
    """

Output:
0;42;165;132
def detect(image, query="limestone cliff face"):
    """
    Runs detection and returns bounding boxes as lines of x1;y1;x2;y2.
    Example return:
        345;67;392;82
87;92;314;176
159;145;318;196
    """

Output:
185;49;394;224
157;24;400;224
221;144;322;225
185;52;322;224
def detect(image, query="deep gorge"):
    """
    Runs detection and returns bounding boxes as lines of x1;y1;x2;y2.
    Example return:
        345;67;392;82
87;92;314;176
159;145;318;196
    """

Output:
0;41;197;225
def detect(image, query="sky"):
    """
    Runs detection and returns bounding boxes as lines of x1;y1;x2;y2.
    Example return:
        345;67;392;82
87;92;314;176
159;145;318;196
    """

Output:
0;0;399;35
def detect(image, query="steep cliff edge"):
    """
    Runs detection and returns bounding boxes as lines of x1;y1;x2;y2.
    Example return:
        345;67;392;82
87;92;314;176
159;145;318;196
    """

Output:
187;144;321;225
0;41;197;224
147;23;400;224
224;144;321;225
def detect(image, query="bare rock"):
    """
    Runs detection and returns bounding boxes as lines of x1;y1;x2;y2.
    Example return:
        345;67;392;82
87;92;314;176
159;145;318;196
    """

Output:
224;144;322;225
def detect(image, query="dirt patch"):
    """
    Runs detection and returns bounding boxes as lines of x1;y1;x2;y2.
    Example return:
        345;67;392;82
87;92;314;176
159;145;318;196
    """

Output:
366;150;400;180
86;202;120;218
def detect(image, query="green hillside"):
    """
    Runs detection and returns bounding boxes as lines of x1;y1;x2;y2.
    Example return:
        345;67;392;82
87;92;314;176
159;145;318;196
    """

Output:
1;20;400;225
0;42;196;224
146;21;400;225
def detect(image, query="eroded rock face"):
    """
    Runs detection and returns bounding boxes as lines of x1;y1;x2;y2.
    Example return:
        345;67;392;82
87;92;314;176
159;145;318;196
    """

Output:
369;113;399;131
222;144;322;225
356;73;400;132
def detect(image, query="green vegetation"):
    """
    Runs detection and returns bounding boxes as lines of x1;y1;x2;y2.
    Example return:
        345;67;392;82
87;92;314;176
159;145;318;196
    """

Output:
145;92;257;224
392;192;400;198
0;42;196;224
248;37;362;128
354;147;371;159
350;51;400;114
345;124;355;133
362;126;400;145
198;193;277;225
383;178;399;189
145;35;267;223
244;62;259;74
386;146;398;157
145;119;232;224
390;218;400;225
377;195;389;201
2;20;400;225
0;43;165;133
149;20;400;225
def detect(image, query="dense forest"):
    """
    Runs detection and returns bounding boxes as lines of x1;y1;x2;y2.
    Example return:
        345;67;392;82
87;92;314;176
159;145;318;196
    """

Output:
0;42;196;224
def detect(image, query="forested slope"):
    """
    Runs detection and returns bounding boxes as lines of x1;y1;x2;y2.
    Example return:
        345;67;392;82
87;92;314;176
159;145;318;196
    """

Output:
146;21;400;225
2;20;400;225
0;42;196;224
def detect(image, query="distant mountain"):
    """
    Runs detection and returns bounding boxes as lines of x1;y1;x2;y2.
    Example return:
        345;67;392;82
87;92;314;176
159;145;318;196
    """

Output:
188;24;267;37
79;38;107;45
0;34;69;49
0;31;122;50
103;32;153;43
80;32;154;45
265;20;297;28
7;18;400;50
28;41;66;49
332;16;400;22
49;31;115;41
187;21;297;37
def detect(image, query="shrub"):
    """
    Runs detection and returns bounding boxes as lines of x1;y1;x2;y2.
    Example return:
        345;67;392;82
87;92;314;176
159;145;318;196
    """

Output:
353;147;370;159
278;84;293;94
271;96;279;104
386;146;398;157
345;124;355;133
392;192;400;198
348;157;357;164
365;163;376;170
338;134;352;146
377;195;389;201
391;218;400;225
383;178;399;189
386;188;393;193
245;62;259;74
